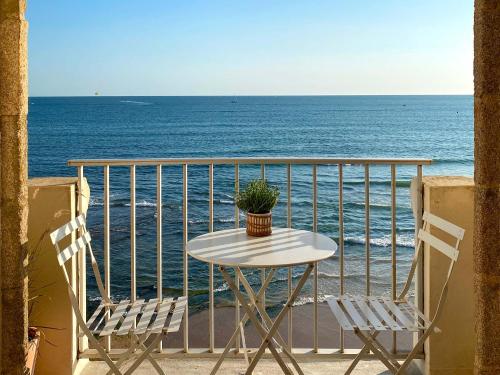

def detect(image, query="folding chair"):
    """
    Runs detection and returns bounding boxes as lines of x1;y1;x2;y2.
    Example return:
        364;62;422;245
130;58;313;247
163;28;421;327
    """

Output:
49;214;187;375
327;211;465;374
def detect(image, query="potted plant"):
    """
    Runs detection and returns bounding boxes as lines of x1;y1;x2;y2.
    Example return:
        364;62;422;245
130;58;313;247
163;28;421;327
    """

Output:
236;179;280;237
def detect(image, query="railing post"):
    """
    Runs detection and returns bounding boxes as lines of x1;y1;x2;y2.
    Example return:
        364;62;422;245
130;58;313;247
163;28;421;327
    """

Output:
77;166;88;351
208;163;215;353
391;164;397;353
234;162;240;353
183;164;189;353
287;164;293;351
156;165;163;352
130;165;136;304
103;165;111;352
260;162;266;310
338;163;345;352
365;164;371;296
414;164;424;353
312;165;318;352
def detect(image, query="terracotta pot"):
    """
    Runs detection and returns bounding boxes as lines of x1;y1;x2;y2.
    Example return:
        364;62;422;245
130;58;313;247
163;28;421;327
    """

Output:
246;212;272;237
26;327;40;375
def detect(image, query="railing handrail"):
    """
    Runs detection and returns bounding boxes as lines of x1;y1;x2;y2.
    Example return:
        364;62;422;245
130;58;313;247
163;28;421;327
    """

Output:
68;157;432;167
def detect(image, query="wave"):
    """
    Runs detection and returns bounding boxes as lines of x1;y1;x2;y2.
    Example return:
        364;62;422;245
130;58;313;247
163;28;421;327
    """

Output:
120;100;152;105
434;157;473;164
292;294;333;307
344;179;411;188
345;235;414;248
188;217;236;225
127;200;156;207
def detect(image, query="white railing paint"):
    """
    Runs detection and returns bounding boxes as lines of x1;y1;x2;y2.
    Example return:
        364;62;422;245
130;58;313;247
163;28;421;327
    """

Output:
69;157;430;358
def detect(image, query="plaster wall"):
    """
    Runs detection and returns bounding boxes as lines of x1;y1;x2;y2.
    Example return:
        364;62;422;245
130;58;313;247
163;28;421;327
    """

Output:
422;176;474;375
28;177;89;375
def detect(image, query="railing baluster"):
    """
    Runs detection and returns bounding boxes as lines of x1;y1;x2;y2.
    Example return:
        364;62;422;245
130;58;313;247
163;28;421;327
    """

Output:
208;163;214;353
287;164;292;351
130;165;136;304
391;164;397;353
260;163;266;310
103;165;111;352
312;165;318;352
234;163;240;353
415;164;424;353
77;166;88;351
156;165;163;352
338;163;344;352
365;165;370;296
183;164;189;352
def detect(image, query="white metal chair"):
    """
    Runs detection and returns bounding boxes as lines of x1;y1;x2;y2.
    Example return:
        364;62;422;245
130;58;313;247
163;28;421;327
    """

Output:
327;211;465;374
49;214;187;375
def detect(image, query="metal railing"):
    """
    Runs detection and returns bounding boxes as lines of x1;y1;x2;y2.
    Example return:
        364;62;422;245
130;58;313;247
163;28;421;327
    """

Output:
68;157;430;359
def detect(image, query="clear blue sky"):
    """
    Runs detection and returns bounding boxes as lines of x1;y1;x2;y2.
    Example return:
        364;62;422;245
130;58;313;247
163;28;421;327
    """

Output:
27;0;473;96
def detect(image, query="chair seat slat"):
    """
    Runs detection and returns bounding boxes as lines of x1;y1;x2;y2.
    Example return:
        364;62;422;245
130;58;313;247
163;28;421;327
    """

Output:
404;299;431;327
116;299;145;335
367;297;402;331
135;299;159;335
150;298;174;334
327;297;354;330
99;300;130;336
381;298;419;331
340;296;371;331
167;297;188;333
352;296;386;331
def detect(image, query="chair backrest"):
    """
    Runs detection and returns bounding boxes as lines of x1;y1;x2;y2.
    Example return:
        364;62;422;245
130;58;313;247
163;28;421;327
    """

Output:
417;211;464;262
399;211;465;323
49;214;110;305
50;215;90;269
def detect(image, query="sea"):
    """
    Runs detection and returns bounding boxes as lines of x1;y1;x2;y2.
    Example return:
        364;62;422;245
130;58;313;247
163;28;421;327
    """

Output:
28;95;473;314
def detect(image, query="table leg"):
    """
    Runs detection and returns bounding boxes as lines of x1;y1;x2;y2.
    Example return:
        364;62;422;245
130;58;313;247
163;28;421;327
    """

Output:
244;263;314;375
220;266;293;375
210;268;277;375
235;268;304;375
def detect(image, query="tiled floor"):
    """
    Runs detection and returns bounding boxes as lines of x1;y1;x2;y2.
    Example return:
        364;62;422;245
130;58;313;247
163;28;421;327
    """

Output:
79;358;422;374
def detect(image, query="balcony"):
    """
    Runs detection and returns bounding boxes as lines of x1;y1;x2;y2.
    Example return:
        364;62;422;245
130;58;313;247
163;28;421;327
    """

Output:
27;157;475;374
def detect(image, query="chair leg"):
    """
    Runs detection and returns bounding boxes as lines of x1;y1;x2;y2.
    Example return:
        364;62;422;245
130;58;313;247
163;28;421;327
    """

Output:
83;330;122;375
124;331;165;375
345;343;370;375
354;330;399;374
106;337;142;375
136;333;166;375
396;327;433;375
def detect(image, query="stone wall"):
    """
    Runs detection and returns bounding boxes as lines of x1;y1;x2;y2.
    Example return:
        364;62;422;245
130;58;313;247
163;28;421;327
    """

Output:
0;1;29;374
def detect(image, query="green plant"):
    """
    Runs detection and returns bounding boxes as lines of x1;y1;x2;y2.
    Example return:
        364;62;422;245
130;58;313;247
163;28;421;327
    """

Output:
236;179;280;214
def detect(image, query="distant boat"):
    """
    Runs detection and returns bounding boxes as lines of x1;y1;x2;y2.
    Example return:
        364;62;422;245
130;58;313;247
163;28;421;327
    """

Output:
94;92;99;96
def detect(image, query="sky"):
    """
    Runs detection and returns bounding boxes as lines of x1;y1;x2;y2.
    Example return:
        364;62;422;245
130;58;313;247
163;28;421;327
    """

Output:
27;1;473;96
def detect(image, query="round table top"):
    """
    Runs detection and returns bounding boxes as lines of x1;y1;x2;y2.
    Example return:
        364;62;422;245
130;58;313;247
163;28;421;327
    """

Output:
187;228;337;268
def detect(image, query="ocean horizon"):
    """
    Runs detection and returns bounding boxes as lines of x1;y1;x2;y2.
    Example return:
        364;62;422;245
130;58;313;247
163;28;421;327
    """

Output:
28;95;473;313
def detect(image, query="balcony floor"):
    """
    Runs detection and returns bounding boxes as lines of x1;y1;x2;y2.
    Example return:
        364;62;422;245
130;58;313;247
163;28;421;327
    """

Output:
79;358;422;374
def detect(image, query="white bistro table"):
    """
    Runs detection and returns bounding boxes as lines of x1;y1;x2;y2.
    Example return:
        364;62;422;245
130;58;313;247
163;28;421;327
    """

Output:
187;227;337;375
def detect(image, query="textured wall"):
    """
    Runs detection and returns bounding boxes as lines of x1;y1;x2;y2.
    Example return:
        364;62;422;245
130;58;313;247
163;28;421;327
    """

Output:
423;176;475;375
0;1;29;374
473;1;500;374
